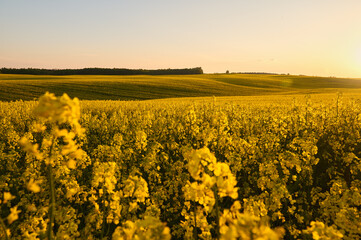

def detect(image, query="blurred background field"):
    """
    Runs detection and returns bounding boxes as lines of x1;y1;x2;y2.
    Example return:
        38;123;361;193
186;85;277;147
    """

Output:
2;73;361;101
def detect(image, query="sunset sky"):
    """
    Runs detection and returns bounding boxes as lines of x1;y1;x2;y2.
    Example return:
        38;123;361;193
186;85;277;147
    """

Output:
1;0;361;78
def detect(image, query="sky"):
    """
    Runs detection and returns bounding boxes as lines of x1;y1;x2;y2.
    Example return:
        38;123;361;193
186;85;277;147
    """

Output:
1;0;361;78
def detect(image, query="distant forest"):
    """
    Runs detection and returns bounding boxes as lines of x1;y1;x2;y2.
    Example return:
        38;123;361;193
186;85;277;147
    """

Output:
0;67;203;75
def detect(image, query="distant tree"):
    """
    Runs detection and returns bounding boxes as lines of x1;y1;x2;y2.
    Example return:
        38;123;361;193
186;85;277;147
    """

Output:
0;67;204;76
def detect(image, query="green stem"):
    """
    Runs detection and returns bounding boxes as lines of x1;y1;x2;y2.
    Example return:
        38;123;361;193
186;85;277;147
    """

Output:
47;163;55;240
47;137;56;240
100;187;107;239
193;202;197;240
0;217;9;240
213;186;220;240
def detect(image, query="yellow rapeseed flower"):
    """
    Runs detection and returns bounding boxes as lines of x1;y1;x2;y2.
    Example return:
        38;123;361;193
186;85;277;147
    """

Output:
7;206;21;224
3;192;15;204
27;179;41;193
67;159;77;169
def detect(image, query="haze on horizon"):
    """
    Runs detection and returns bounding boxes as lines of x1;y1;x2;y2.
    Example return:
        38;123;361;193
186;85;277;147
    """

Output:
1;0;361;78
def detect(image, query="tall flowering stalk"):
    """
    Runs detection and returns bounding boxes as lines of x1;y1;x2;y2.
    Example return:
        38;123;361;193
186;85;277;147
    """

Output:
20;92;85;239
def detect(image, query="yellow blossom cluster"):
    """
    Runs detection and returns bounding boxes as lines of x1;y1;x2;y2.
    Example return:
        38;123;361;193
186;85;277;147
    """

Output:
303;221;343;240
112;216;171;240
182;147;239;238
184;147;238;204
34;92;84;135
123;175;149;203
220;201;284;240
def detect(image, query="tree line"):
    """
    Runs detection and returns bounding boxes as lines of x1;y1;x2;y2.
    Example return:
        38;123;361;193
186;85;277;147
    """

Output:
0;67;203;75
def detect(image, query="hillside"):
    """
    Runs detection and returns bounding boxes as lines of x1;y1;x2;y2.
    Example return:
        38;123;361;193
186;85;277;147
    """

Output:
1;73;361;101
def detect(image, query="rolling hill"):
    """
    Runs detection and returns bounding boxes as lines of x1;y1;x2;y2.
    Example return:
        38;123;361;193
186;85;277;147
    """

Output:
1;73;361;101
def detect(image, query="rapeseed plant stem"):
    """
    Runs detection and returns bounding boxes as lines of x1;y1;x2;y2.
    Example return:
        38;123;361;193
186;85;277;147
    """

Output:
0;217;9;240
101;187;106;240
193;202;197;240
47;164;56;240
47;138;56;240
213;186;220;240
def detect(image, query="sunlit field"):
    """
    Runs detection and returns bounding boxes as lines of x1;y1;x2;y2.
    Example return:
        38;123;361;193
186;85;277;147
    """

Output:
1;91;360;239
2;73;361;101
